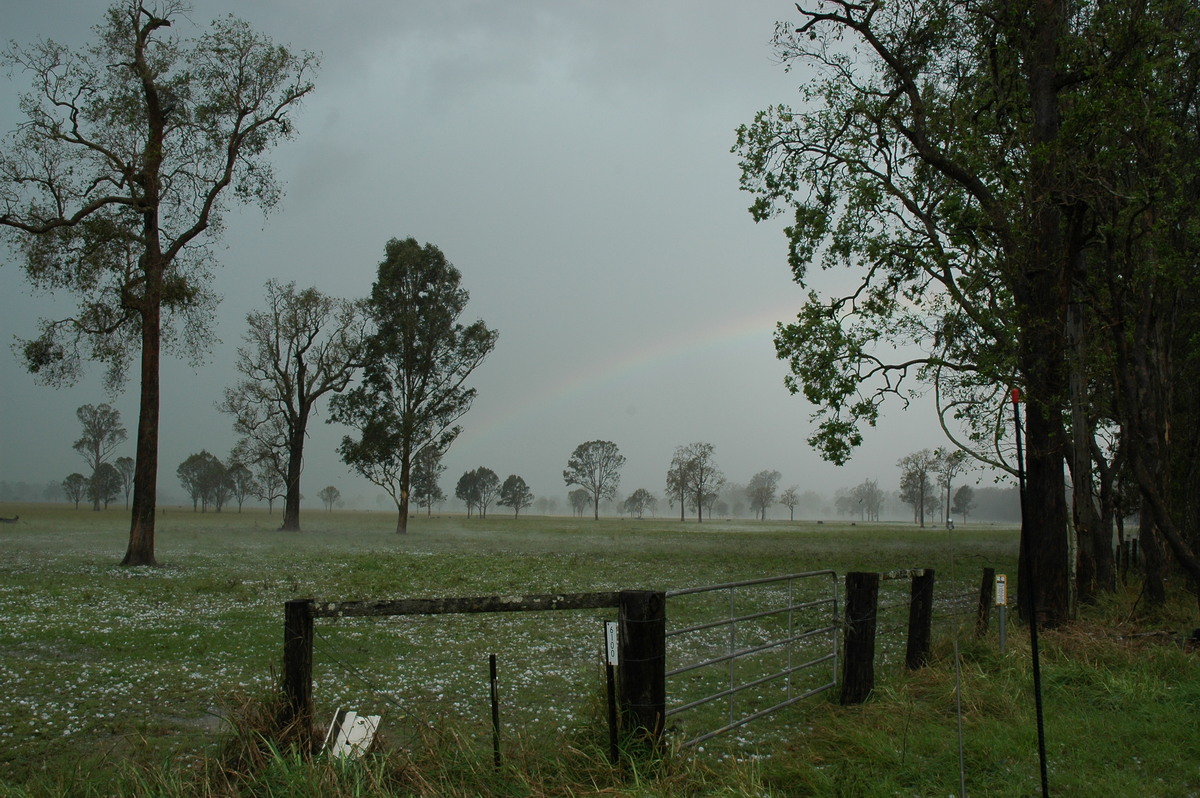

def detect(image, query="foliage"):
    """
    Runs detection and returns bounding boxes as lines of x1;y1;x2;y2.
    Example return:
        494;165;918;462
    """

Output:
71;403;126;511
563;440;626;520
60;473;87;509
952;484;976;523
835;479;886;522
221;280;364;532
225;459;259;513
455;467;499;518
331;238;497;534
674;442;724;523
114;456;135;509
665;449;692;522
0;1;317;566
474;468;500;517
410;447;447;515
568;487;591;517
498;474;534;518
746;470;781;521
778;486;800;521
317;486;341;512
176;450;230;512
623;488;657;519
87;462;123;510
735;0;1200;616
898;450;941;528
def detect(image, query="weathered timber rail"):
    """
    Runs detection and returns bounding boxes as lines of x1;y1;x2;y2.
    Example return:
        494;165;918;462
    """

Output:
281;591;666;747
280;566;994;750
310;592;621;618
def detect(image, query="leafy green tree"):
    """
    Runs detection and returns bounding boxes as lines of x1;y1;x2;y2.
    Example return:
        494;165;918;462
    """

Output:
62;473;88;510
221;281;364;532
734;0;1119;619
456;470;481;517
746;470;781;521
88;463;123;510
855;479;886;523
779;487;800;521
0;2;317;565
411;447;446;516
623;488;657;520
952;485;976;525
176;451;227;513
115;456;135;509
474;468;501;519
498;475;534;519
252;454;286;515
225;460;258;513
72;403;127;511
935;449;970;529
563;440;625;521
677;442;723;523
568;488;591;518
318;486;341;512
665;448;692;522
331;238;498;534
898;450;940;528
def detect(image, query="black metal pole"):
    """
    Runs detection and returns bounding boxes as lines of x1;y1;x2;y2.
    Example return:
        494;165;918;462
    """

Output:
490;653;501;769
606;660;619;764
1012;388;1050;797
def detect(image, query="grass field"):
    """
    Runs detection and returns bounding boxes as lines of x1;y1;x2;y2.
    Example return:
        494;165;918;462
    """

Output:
1;504;1197;796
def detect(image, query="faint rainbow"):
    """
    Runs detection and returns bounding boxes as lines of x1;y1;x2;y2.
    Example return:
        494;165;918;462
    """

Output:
462;302;797;445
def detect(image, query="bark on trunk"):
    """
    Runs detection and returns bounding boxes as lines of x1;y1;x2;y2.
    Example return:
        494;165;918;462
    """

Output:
1014;0;1072;626
396;455;411;533
280;412;308;532
1068;301;1112;602
122;267;162;567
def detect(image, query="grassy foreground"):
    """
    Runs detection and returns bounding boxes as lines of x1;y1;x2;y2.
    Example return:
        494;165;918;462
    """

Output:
0;504;1197;796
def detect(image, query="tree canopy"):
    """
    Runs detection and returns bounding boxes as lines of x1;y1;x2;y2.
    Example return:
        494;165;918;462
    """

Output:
72;403;126;511
331;238;497;534
0;1;317;565
221;280;363;532
563;440;625;520
734;0;1200;619
498;475;534;519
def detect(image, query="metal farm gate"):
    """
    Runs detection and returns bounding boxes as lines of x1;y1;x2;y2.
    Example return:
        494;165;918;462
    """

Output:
663;571;840;747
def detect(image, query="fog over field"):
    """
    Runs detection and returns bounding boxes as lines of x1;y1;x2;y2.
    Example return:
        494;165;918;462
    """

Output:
0;0;987;515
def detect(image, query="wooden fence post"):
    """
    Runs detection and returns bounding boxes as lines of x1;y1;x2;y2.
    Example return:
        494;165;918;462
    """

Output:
976;567;996;637
618;590;666;745
906;569;935;669
281;599;315;744
840;572;879;705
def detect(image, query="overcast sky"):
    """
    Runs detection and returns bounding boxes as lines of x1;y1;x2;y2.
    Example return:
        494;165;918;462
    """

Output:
0;0;959;514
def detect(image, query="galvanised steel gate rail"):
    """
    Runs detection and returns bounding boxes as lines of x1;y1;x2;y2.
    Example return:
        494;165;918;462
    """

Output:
664;570;839;747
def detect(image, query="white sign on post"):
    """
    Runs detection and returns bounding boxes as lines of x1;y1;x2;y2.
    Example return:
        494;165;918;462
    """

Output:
995;574;1008;606
605;621;619;666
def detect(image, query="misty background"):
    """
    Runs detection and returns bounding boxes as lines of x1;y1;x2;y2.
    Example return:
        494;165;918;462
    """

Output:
0;0;1007;519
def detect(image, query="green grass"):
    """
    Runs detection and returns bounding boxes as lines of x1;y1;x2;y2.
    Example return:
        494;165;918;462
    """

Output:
1;504;1197;796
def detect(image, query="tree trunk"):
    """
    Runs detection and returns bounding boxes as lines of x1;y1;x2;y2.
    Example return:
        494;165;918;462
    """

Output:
1015;0;1072;626
396;456;411;533
122;267;162;567
280;411;308;532
1068;300;1110;603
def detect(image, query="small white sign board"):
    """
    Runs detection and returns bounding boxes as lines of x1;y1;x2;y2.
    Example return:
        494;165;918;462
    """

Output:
605;621;619;666
995;574;1008;606
323;708;380;759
